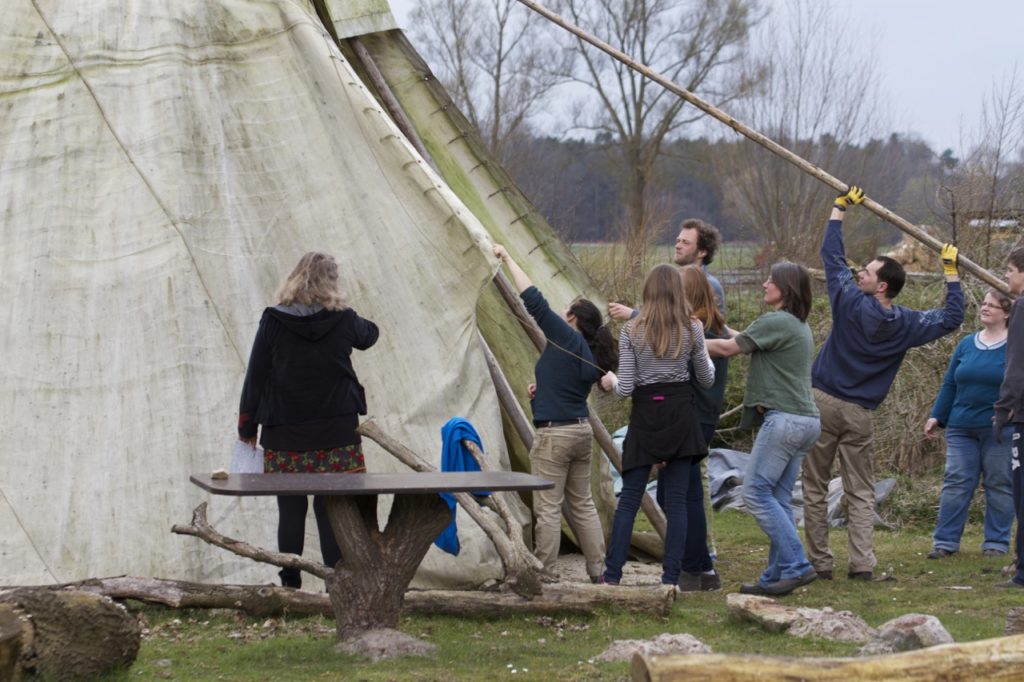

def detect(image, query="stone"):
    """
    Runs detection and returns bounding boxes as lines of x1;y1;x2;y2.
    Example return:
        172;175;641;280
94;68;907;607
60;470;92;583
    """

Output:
858;614;953;655
334;628;436;661
725;593;800;632
595;633;711;662
788;606;877;643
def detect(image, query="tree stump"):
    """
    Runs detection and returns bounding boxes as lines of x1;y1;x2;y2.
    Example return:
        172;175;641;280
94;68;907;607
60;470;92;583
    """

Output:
0;588;140;680
0;604;21;681
322;493;453;642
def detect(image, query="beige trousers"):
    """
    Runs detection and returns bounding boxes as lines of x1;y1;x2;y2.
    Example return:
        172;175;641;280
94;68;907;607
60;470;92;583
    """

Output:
530;422;606;578
801;388;878;574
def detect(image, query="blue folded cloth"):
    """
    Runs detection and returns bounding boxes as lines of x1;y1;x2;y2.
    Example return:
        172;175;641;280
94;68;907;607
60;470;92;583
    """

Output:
434;417;490;555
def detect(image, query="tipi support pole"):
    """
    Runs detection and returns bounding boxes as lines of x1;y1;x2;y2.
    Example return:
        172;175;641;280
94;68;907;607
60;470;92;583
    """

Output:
514;0;1008;294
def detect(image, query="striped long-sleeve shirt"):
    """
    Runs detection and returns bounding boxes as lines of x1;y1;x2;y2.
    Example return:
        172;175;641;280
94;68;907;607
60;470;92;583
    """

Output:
615;318;714;397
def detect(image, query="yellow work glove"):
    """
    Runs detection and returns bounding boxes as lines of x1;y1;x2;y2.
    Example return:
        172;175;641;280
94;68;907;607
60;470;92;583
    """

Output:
835;186;865;210
940;243;959;277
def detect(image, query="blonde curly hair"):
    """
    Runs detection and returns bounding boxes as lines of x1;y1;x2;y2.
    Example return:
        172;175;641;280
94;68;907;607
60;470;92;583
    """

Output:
275;252;347;311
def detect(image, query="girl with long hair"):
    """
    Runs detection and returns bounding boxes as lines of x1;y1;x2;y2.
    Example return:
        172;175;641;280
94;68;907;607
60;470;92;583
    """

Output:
706;262;819;596
600;264;715;586
238;252;378;589
493;245;617;582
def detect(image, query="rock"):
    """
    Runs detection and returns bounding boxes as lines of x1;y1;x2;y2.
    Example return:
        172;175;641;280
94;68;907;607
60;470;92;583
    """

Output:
595;633;711;662
725;593;800;632
334;628;436;661
789;606;877;643
858;614;953;655
1007;607;1024;635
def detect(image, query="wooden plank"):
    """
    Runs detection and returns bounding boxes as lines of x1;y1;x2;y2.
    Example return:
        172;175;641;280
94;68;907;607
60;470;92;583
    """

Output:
190;471;553;496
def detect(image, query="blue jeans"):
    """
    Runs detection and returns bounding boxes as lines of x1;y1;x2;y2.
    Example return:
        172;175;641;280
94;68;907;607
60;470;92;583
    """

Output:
933;426;1014;553
605;457;693;584
744;410;820;585
656;423;715;573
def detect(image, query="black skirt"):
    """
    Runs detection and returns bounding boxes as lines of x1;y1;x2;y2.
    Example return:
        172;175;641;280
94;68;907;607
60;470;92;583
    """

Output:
621;381;707;472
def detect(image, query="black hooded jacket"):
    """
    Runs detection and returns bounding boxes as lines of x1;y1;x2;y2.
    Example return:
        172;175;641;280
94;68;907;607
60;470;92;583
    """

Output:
237;306;379;446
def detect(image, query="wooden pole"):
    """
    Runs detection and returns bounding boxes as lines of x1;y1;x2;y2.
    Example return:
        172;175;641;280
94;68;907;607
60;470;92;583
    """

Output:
514;0;1010;295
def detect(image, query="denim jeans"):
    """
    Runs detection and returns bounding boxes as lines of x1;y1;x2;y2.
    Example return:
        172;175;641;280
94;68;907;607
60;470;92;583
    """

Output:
605;457;693;584
744;410;820;585
932;426;1014;553
656;423;715;574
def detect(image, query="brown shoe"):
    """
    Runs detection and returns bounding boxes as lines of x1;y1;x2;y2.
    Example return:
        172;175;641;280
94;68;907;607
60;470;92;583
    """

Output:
847;571;873;581
816;569;833;580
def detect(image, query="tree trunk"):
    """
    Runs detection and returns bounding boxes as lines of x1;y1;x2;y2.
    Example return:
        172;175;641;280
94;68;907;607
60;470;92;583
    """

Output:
23;577;675;618
322;493;452;641
0;588;140;680
633;633;1024;682
0;605;21;681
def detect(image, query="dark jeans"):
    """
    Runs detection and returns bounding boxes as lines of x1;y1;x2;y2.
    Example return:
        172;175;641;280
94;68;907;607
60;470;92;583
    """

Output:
605;457;693;585
655;423;715;573
277;495;342;588
1012;425;1024;585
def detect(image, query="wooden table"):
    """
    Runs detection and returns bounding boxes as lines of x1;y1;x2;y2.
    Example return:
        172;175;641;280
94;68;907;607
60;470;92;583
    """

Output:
190;471;552;640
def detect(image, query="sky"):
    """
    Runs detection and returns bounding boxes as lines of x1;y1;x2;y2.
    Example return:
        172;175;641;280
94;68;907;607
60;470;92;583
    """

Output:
385;0;1023;154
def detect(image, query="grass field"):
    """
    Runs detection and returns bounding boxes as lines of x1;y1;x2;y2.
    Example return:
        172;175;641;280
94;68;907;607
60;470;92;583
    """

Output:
103;511;1019;681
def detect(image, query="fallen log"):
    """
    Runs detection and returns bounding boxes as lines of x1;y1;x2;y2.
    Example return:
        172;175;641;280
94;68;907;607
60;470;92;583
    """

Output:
23;577;674;618
0;588;141;680
633;633;1024;682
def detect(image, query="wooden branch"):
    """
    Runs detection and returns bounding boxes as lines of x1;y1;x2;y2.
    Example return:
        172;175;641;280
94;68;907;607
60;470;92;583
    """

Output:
171;502;331;580
634;633;1024;681
514;0;1009;295
357;419;544;597
478;331;535;451
24;577;675;618
463;440;532;552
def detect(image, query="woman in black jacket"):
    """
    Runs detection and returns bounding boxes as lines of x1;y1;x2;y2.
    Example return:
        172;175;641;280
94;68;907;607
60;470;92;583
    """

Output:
238;252;378;589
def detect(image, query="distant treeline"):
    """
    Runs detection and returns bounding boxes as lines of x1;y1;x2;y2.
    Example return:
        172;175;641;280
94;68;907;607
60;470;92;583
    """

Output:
505;131;969;250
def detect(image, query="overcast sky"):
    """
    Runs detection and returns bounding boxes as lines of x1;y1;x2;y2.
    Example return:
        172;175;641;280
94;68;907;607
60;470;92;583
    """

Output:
386;0;1022;154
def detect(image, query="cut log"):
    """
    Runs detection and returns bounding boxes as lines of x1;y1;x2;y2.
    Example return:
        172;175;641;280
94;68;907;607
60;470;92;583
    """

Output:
0;588;140;680
0;604;21;681
25;577;674;618
633;633;1024;682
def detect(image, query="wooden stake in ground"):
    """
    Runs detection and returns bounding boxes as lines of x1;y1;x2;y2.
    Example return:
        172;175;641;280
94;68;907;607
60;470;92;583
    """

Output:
514;0;1009;295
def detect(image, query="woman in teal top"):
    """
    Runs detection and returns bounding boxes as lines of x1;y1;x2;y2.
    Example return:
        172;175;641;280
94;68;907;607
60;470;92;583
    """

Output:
924;289;1013;559
706;262;819;596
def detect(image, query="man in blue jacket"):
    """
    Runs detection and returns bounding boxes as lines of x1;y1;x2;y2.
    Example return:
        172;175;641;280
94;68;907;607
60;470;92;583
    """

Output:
802;187;964;581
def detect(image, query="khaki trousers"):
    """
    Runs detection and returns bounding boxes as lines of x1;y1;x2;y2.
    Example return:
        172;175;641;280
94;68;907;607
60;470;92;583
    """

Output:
530;422;606;578
801;388;878;574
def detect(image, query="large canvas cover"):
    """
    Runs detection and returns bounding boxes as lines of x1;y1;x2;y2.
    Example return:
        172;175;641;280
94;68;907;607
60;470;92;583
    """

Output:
0;0;539;588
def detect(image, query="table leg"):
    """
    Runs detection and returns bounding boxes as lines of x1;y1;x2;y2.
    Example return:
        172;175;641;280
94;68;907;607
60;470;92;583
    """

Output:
322;493;452;640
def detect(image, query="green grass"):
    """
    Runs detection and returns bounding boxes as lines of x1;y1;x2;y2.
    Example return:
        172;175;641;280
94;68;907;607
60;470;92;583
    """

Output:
102;511;1019;681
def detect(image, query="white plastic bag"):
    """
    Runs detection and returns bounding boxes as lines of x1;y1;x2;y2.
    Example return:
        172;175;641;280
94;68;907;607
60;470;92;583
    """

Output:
230;440;264;473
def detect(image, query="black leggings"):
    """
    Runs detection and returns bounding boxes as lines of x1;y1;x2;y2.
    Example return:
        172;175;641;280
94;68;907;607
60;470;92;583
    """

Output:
276;495;342;588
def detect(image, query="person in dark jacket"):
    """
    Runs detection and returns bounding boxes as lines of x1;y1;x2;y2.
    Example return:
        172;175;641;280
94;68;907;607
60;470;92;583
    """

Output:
493;244;617;583
994;247;1024;588
237;252;379;589
801;187;964;582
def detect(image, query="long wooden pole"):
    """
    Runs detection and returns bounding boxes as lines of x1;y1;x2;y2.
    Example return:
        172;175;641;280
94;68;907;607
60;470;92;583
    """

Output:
514;0;1009;295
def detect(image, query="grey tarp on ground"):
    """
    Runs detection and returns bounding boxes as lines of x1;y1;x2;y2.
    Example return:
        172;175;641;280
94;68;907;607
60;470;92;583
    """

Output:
0;0;529;588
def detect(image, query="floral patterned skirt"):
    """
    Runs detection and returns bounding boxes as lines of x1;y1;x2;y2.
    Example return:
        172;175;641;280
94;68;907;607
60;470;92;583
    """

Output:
264;443;366;474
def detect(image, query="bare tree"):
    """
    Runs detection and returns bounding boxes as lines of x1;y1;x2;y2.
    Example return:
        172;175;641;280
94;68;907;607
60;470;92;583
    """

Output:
409;0;571;168
552;0;762;273
937;68;1024;268
707;0;885;264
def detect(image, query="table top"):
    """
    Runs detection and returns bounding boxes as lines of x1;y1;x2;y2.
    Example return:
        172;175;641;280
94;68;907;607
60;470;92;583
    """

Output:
190;471;553;497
